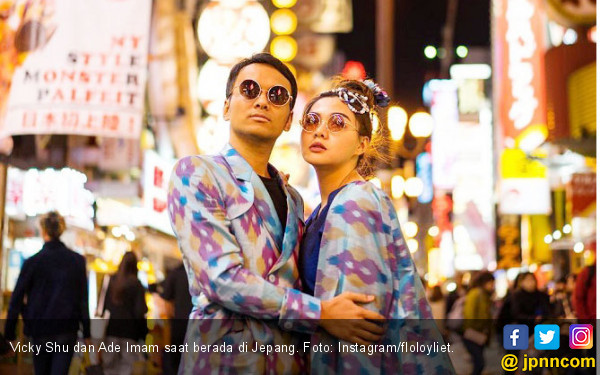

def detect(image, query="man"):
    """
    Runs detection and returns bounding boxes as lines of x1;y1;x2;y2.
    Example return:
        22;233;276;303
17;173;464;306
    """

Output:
168;53;383;373
5;211;90;375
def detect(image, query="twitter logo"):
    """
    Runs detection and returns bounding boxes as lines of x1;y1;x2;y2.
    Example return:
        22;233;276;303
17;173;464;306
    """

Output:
534;324;560;350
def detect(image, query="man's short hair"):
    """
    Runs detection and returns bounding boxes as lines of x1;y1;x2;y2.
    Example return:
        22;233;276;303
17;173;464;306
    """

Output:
225;53;297;109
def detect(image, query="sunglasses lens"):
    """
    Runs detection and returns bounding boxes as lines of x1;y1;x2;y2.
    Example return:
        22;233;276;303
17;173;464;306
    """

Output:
239;80;261;99
302;113;320;132
328;114;346;132
268;86;290;106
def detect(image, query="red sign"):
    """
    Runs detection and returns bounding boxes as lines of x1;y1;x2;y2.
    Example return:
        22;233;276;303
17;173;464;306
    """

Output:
569;173;596;217
493;0;547;142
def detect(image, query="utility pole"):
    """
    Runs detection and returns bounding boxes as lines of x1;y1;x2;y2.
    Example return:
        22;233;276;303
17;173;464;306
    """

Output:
440;0;459;78
376;0;395;99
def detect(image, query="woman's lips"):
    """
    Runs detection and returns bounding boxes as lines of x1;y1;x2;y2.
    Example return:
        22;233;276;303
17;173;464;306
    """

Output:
309;142;327;152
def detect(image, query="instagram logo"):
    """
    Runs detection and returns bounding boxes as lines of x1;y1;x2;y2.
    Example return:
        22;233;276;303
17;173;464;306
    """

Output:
569;324;593;349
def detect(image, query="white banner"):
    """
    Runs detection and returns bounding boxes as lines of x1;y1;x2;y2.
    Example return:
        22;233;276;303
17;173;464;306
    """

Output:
0;0;151;139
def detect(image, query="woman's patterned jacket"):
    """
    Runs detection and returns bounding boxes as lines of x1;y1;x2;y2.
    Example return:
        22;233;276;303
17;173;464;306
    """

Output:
309;181;455;374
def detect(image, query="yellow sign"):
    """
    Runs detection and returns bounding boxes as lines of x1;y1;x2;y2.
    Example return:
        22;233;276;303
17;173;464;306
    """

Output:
568;63;596;140
501;149;547;179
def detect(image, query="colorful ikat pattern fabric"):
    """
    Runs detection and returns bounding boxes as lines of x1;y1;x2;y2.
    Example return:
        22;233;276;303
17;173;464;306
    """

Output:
310;181;455;374
168;144;321;374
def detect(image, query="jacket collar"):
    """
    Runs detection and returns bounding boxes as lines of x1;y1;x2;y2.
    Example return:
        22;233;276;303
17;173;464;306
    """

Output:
220;144;254;182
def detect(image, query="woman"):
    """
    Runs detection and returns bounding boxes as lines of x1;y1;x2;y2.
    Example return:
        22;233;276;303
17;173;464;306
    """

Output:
462;271;495;375
102;252;148;375
299;79;454;374
509;272;550;332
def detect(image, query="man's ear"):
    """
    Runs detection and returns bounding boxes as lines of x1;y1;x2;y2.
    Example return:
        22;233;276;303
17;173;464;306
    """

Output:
283;111;293;132
223;98;231;121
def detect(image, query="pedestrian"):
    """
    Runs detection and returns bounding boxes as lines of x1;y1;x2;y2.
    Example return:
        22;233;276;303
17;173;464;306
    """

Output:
461;271;495;375
572;264;596;323
161;263;192;374
101;251;148;375
168;53;385;374
509;272;551;339
551;276;576;319
4;211;90;375
429;285;447;326
298;78;454;374
445;273;468;319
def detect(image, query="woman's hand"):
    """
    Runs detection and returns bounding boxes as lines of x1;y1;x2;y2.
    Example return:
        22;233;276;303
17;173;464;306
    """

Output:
319;292;385;346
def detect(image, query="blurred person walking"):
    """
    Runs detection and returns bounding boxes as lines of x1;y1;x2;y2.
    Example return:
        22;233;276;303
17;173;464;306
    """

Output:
461;271;495;375
572;264;596;322
445;273;467;319
551;275;577;319
4;211;90;375
495;273;526;342
161;263;192;375
509;272;550;332
101;252;148;375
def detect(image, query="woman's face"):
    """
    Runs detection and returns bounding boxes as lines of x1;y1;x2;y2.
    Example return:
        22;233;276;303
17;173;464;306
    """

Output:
300;97;368;171
483;280;495;293
521;275;537;292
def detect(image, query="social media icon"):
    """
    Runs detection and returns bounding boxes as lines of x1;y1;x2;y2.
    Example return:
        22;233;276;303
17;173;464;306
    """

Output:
534;324;560;350
569;324;593;349
503;325;529;350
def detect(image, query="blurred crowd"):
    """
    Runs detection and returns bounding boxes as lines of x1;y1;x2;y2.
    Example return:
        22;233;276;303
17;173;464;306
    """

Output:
426;266;596;375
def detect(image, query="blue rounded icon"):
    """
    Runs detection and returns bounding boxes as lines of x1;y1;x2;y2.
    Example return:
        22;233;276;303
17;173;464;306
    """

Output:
503;324;529;350
534;324;560;350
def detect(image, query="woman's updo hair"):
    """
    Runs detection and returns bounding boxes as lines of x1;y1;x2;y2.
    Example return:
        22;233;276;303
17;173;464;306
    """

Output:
40;211;66;240
302;77;390;178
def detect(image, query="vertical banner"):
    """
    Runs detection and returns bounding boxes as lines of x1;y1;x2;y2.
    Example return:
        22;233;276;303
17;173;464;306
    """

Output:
142;150;175;234
0;0;151;139
496;212;522;269
493;0;547;146
429;79;459;190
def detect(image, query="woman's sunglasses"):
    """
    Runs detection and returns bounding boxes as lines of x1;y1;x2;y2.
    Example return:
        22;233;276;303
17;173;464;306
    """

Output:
231;79;292;107
300;112;357;133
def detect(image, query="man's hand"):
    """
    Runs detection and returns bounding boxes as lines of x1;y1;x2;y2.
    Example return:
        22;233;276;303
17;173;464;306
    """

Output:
319;292;385;346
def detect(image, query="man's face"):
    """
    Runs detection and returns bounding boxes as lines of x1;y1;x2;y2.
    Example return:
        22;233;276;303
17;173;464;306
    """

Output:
224;63;293;144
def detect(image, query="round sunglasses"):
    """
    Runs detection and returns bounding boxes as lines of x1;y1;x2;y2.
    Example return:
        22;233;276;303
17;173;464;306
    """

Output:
231;79;292;107
300;112;358;133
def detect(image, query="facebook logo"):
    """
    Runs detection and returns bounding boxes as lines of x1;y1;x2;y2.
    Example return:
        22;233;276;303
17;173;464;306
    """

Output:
503;325;529;350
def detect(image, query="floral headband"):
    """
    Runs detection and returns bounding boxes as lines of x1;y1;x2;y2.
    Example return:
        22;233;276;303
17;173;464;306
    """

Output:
331;79;391;115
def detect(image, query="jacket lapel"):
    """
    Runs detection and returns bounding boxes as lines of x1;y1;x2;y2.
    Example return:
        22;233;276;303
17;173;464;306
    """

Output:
270;176;303;273
220;144;285;255
220;145;254;219
250;171;284;252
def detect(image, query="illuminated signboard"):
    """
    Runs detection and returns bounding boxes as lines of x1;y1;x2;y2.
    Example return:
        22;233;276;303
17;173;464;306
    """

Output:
143;150;176;234
1;0;152;139
6;167;95;230
493;0;547;148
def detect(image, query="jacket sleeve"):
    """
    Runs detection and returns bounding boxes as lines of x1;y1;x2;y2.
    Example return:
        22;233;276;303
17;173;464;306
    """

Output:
4;258;33;341
79;256;91;339
317;187;431;319
168;156;321;333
